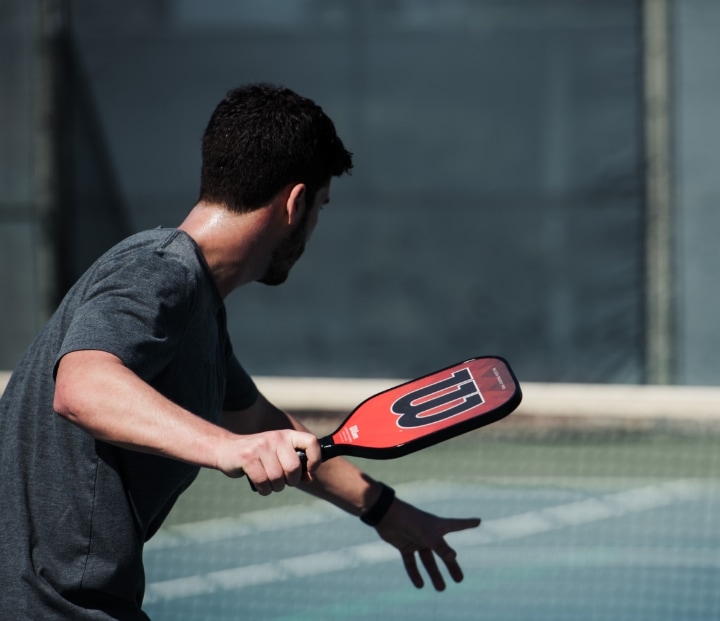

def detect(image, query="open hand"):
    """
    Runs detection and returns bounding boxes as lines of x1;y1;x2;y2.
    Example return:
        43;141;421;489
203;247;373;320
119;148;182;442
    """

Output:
374;497;480;590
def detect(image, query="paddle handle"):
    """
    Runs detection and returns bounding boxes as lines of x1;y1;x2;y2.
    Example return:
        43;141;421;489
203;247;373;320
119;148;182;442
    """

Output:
296;436;336;465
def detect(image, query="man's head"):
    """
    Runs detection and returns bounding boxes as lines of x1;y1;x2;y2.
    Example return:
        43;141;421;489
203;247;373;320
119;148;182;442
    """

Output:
199;83;353;214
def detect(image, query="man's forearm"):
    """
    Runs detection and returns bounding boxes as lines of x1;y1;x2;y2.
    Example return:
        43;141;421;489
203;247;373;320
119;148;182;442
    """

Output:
222;394;383;515
54;351;321;486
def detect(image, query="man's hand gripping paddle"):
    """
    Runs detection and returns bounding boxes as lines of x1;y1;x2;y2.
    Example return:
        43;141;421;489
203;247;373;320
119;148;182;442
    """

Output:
249;356;521;490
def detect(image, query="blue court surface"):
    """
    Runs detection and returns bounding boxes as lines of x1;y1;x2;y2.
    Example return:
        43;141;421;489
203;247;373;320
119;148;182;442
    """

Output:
143;476;720;621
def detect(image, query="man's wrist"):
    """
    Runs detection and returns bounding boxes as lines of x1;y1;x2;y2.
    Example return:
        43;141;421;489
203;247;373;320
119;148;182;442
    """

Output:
360;482;395;526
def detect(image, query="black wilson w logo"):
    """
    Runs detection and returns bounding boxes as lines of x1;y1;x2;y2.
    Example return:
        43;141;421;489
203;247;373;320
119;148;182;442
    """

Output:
391;368;483;428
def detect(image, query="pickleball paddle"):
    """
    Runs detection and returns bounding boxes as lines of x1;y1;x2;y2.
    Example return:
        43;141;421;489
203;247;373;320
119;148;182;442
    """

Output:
310;356;521;462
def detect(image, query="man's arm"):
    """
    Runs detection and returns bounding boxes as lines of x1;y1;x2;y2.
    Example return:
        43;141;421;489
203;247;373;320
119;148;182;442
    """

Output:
221;394;481;590
221;392;381;511
53;350;321;487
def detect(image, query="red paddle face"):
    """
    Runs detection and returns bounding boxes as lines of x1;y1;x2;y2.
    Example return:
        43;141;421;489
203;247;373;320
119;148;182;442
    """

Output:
325;357;520;460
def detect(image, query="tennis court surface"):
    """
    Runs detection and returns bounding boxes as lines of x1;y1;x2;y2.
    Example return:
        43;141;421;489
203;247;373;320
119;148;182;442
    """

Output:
144;417;720;621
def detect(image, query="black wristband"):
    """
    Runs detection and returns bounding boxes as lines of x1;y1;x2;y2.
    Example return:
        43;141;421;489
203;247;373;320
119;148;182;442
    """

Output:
360;483;395;526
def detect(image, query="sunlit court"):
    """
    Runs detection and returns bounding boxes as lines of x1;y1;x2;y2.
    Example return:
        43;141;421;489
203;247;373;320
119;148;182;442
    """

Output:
141;379;720;620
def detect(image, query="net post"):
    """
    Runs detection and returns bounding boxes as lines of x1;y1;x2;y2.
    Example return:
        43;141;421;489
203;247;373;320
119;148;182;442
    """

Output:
643;0;674;384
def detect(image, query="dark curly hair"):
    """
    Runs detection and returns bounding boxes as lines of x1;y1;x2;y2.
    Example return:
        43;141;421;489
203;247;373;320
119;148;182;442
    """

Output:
199;83;353;212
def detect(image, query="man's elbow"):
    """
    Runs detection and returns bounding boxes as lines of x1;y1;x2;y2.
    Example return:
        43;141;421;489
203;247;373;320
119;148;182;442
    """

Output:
53;371;80;422
52;353;96;423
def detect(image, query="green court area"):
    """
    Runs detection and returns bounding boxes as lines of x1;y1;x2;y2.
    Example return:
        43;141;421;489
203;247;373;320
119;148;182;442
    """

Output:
145;421;720;621
164;422;720;526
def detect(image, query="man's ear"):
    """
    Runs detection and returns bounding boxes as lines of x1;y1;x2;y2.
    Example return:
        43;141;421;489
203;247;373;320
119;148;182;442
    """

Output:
285;183;306;226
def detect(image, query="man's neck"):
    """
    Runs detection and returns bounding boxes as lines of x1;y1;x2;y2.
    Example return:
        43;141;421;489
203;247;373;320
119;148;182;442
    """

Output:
178;202;280;298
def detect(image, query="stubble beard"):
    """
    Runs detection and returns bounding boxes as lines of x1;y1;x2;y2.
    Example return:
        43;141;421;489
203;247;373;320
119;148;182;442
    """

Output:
257;216;310;286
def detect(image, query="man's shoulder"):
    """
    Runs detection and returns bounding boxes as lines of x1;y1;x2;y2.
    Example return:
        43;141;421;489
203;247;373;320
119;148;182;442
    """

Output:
110;228;192;257
98;229;202;275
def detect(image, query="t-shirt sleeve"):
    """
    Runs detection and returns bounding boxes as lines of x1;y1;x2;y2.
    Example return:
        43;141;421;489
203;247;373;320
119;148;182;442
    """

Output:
54;251;195;382
222;345;259;411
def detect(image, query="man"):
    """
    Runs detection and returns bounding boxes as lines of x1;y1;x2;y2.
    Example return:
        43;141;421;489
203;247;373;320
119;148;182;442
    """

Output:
0;83;480;619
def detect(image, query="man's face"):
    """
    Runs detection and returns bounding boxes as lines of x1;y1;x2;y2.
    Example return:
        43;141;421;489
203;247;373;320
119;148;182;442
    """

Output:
258;184;329;286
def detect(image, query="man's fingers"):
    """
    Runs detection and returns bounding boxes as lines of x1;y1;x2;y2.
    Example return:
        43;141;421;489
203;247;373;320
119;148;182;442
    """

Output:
401;551;425;589
292;434;321;474
401;545;462;591
276;446;306;487
238;430;320;494
441;516;482;535
250;452;306;493
440;548;465;584
419;549;446;591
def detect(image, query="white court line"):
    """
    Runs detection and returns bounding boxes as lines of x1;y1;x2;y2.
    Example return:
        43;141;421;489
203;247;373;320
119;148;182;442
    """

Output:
144;479;708;604
145;504;343;550
146;479;541;551
451;479;704;546
460;545;720;570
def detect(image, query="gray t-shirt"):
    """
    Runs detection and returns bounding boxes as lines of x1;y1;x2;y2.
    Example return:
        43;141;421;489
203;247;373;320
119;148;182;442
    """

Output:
0;229;258;619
